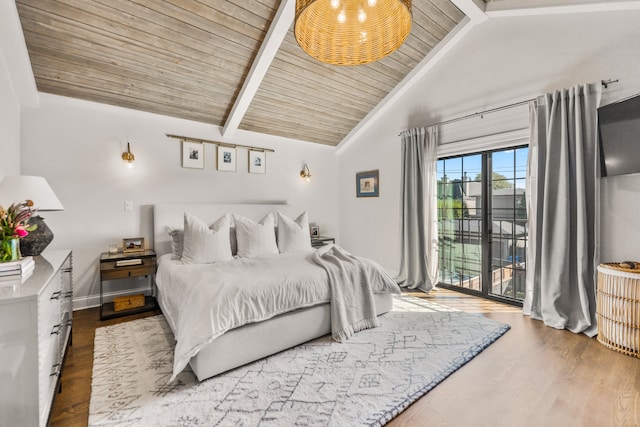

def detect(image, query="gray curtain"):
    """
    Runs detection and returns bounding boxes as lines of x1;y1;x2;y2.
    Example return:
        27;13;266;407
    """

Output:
524;83;601;337
397;126;438;292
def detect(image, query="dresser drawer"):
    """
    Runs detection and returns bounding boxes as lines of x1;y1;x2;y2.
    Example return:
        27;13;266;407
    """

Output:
38;280;62;346
38;326;60;423
37;273;63;425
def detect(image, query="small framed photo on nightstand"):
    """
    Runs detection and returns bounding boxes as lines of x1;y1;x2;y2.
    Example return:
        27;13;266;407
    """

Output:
122;237;145;253
310;226;319;238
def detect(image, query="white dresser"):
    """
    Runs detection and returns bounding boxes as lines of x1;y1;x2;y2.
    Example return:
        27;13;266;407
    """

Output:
0;250;73;427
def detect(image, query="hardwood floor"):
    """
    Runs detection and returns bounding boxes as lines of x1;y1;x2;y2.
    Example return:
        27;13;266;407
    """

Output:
49;307;162;426
50;288;640;427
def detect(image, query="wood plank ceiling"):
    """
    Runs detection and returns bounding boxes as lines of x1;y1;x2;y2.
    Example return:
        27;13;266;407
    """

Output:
16;0;464;146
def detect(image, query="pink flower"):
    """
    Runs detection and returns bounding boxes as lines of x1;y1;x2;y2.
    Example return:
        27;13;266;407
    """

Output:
14;225;29;238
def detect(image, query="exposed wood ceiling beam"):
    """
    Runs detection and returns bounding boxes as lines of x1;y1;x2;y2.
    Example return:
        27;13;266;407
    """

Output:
222;0;295;138
485;0;640;17
451;0;488;22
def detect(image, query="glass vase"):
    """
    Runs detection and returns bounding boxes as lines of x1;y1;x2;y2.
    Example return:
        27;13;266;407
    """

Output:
0;238;21;262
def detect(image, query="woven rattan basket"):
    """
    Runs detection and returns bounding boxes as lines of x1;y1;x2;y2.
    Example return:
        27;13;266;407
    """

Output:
596;263;640;358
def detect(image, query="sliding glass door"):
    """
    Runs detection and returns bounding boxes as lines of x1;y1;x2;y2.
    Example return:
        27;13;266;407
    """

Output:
437;154;483;291
489;148;528;300
437;146;528;304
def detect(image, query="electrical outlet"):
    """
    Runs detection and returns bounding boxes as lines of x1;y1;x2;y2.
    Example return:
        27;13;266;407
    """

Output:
124;201;133;212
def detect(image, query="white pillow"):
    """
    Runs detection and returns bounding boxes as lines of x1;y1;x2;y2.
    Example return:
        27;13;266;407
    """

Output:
277;211;312;253
233;213;279;258
181;213;233;264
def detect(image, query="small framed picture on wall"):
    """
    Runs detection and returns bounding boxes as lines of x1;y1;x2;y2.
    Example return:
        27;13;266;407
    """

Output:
356;170;379;197
248;150;266;174
182;140;204;169
217;145;237;172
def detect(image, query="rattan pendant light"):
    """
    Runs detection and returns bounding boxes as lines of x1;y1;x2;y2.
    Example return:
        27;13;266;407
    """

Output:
294;0;412;66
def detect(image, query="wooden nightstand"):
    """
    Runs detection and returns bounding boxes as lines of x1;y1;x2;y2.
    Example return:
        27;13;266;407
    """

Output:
99;249;157;320
311;236;336;248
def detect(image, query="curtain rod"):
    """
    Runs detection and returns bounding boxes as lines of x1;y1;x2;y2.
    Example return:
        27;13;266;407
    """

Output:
165;134;275;153
399;79;619;136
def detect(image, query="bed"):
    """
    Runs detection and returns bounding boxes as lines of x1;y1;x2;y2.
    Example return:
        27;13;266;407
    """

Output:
153;203;399;382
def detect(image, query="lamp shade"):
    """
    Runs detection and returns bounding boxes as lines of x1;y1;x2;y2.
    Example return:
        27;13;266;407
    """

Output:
294;0;412;66
0;176;64;211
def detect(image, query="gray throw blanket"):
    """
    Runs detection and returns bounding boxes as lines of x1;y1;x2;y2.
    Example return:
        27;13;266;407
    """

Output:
312;244;398;342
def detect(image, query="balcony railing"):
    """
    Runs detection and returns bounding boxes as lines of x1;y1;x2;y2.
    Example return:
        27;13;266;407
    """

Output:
438;217;527;301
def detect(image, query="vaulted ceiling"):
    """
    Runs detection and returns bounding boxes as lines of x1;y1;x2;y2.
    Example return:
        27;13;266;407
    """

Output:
13;0;639;148
15;0;463;146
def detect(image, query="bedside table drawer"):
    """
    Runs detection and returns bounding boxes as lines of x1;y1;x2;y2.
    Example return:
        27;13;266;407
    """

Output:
100;256;156;270
100;263;155;280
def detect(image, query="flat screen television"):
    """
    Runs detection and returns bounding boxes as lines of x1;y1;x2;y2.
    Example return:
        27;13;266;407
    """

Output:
598;93;640;177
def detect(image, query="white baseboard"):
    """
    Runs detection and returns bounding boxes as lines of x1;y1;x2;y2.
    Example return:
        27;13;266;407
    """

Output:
72;288;153;311
72;294;100;310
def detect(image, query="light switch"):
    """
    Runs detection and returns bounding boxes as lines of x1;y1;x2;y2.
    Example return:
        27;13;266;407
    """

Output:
124;201;133;212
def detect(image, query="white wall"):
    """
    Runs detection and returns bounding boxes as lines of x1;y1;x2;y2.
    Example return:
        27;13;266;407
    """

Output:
21;94;338;308
339;8;640;274
0;0;39;180
338;109;404;274
0;48;20;178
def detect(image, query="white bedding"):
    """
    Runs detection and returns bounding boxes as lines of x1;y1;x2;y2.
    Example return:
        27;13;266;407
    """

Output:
156;250;400;381
313;244;385;341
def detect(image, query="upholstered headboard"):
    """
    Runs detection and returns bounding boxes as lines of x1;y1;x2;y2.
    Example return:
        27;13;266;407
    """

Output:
153;203;299;258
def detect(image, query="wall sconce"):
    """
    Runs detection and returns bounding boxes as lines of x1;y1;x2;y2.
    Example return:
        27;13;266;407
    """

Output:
122;142;135;168
300;164;311;182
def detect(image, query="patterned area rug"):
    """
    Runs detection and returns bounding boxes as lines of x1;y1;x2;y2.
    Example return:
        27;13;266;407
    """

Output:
89;295;509;426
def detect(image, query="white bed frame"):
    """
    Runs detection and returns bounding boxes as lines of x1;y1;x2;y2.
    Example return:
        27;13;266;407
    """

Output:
153;203;393;381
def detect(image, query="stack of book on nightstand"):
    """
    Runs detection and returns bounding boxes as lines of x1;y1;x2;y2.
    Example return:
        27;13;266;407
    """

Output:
0;256;36;286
